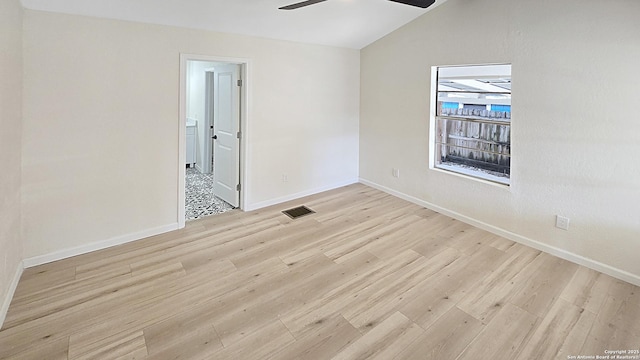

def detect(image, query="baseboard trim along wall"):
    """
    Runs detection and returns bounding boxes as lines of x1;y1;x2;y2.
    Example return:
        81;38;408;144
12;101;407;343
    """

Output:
21;178;358;268
245;178;359;211
359;178;640;288
22;223;179;268
3;181;362;326
1;261;24;329
1;223;175;328
21;178;358;269
9;178;636;326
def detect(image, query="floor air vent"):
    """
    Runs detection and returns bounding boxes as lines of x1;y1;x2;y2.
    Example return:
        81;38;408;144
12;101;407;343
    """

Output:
282;205;315;219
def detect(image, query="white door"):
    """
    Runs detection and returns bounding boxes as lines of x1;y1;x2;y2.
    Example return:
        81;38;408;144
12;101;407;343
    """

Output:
213;64;241;207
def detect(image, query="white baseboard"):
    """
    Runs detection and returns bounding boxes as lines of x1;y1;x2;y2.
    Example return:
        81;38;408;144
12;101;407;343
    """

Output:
359;178;640;287
1;261;24;329
245;178;359;211
22;223;179;268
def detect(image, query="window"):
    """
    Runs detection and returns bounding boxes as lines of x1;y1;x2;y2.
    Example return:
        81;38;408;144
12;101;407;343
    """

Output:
431;64;512;185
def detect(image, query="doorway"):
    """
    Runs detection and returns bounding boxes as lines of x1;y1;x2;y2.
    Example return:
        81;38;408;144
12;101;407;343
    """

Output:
178;54;249;228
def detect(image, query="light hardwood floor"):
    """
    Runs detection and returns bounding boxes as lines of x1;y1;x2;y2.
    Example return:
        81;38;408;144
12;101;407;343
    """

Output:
1;184;639;359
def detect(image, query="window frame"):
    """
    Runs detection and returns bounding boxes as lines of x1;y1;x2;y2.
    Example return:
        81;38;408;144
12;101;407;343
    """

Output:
429;63;512;187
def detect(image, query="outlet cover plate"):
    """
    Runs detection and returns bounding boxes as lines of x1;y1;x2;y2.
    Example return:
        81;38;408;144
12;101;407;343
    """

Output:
556;215;570;230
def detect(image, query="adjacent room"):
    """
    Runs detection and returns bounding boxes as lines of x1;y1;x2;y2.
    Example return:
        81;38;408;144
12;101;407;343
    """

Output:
1;0;639;358
184;59;240;220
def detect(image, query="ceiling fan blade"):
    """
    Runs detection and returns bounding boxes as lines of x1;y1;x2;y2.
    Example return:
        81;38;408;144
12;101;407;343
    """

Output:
279;0;328;10
387;0;436;8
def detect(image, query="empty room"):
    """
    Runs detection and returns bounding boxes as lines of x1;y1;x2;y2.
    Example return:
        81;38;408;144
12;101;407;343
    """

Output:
1;0;639;358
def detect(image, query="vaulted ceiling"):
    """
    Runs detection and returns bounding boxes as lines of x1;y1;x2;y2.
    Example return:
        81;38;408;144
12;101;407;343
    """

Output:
20;0;447;49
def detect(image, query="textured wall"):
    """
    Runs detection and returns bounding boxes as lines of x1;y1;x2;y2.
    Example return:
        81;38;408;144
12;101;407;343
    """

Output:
0;0;24;322
360;0;640;278
22;10;360;258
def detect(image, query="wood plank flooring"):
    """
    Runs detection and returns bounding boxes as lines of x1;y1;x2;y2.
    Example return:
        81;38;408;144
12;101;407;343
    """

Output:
1;184;639;359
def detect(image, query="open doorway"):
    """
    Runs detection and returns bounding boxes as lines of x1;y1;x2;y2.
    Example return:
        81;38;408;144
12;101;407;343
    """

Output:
178;54;249;227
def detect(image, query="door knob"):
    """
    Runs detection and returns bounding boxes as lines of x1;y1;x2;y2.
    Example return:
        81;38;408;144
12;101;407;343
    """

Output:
213;135;218;140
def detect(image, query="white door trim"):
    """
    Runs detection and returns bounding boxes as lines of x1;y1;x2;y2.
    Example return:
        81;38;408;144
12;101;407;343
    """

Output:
179;53;251;228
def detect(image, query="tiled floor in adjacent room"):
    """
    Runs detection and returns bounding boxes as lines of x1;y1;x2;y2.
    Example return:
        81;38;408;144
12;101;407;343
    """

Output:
185;167;234;220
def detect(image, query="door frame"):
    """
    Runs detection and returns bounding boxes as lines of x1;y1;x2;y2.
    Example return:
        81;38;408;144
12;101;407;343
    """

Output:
178;53;250;228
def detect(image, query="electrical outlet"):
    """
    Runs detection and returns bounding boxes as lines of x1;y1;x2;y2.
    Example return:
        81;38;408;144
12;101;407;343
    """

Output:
392;168;400;178
282;174;288;183
555;215;570;231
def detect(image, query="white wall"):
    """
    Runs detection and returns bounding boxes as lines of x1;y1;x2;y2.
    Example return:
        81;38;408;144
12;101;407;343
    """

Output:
360;0;640;281
22;10;360;259
0;0;24;324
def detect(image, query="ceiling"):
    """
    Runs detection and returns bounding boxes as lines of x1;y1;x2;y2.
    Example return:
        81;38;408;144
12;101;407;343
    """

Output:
20;0;447;49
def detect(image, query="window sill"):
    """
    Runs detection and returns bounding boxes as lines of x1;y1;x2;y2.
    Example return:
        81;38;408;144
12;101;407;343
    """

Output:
432;163;510;187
